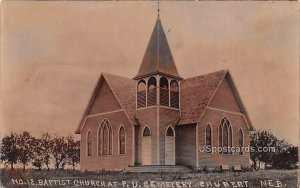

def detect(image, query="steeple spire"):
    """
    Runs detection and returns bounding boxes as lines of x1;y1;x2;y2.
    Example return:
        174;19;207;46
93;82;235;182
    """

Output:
134;3;181;80
157;1;160;18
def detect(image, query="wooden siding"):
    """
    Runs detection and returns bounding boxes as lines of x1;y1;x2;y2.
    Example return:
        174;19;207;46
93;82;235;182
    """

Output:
176;124;197;166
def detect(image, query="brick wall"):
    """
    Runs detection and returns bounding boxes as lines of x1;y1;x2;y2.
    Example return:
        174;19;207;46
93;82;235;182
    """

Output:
209;76;242;113
80;111;133;171
197;109;250;169
89;80;122;115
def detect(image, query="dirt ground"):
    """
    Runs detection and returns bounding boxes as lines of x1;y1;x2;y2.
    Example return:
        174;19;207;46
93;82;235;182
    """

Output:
0;169;298;188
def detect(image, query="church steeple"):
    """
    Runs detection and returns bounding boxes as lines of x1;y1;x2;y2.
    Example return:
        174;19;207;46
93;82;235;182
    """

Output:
135;5;181;110
134;9;181;80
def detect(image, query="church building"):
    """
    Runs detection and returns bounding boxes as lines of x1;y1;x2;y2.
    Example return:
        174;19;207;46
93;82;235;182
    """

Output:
75;12;254;171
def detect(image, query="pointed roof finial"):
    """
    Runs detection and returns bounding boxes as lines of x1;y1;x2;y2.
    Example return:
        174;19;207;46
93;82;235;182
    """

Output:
157;1;160;18
134;3;182;80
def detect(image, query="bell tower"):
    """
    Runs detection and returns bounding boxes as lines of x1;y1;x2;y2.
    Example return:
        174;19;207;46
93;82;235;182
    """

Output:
134;5;182;110
133;4;183;166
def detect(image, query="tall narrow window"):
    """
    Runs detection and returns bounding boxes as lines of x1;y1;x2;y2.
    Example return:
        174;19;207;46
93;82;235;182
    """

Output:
219;117;232;154
218;122;223;152
160;77;169;106
170;80;179;108
238;129;244;155
87;131;92;156
137;80;146;108
147;77;157;106
205;124;212;153
229;125;233;154
98;119;113;156
109;126;112;155
119;126;126;154
223;123;228;154
103;125;109;155
98;126;102;155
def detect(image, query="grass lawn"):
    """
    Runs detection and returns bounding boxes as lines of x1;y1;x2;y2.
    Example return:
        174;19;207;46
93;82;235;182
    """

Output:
0;169;298;188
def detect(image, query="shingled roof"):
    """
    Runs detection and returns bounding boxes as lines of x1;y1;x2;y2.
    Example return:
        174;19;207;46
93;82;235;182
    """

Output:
180;70;228;124
179;69;254;131
75;73;137;134
134;17;181;79
76;69;254;134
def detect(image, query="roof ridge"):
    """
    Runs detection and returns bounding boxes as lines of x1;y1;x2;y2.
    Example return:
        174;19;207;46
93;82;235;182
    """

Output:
102;72;134;81
183;69;228;81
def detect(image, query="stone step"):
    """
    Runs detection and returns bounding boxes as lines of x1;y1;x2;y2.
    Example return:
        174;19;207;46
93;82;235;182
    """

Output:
125;165;192;173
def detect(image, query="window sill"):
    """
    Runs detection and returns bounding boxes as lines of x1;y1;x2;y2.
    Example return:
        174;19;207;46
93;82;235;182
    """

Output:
218;153;234;156
98;155;113;157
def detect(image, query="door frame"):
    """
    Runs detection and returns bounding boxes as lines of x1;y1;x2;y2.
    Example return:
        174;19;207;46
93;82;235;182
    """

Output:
142;126;152;165
165;126;176;165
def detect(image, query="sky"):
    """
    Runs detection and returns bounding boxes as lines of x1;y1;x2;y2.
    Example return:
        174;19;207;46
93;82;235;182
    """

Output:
0;1;299;145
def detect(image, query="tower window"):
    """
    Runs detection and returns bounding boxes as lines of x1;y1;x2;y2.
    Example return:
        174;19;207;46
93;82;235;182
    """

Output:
170;80;179;108
137;79;146;108
147;77;157;106
159;77;169;106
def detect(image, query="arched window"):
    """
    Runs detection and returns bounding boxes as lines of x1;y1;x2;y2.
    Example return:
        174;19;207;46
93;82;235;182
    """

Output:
87;131;92;156
205;124;212;153
238;129;244;155
98;119;113;156
138;80;146;91
170;80;179;108
147;77;157;106
143;126;151;137
119;126;126;155
166;127;174;137
137;80;146;108
219;117;232;154
160;77;169;106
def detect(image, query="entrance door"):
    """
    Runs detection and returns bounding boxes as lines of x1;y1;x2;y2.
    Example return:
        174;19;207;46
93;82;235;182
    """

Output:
165;127;175;165
142;126;151;165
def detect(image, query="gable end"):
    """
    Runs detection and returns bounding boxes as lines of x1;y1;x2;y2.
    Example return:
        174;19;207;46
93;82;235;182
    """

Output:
207;71;254;131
